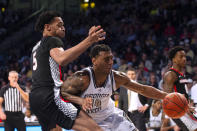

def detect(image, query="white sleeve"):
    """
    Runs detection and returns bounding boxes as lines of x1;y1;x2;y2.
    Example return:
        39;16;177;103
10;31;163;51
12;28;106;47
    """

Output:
191;85;197;103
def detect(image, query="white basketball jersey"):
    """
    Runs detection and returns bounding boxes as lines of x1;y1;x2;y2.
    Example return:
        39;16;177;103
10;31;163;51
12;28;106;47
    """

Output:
81;67;116;123
148;107;162;128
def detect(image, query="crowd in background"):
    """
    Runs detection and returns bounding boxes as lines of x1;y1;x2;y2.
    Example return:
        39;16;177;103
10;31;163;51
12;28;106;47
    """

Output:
0;0;197;130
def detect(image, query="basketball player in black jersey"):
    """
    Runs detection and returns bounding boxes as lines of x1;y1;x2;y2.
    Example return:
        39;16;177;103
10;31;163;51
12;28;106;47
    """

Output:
163;46;197;131
30;11;105;131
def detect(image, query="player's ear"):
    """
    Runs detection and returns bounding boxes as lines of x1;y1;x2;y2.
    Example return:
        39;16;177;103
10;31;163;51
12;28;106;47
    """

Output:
172;57;176;64
92;58;96;65
8;76;11;81
44;24;51;31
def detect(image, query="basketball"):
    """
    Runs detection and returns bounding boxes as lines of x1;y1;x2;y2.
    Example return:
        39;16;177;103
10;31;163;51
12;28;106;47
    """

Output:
162;92;188;119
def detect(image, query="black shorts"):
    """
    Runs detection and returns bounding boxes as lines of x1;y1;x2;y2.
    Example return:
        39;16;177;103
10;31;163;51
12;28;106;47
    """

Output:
29;88;80;131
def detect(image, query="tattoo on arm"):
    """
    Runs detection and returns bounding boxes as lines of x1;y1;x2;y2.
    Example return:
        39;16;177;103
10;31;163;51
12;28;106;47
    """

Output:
61;75;84;95
60;75;85;105
60;70;90;105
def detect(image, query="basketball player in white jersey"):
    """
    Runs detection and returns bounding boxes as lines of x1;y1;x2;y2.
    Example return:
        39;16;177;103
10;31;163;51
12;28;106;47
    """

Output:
61;44;168;131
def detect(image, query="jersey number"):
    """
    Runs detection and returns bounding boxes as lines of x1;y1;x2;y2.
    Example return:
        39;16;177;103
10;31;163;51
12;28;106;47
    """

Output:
92;99;101;108
33;52;37;71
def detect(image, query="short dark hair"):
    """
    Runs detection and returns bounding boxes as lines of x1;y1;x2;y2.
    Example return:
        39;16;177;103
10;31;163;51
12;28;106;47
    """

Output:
168;46;185;61
127;68;136;73
90;44;111;58
35;11;61;32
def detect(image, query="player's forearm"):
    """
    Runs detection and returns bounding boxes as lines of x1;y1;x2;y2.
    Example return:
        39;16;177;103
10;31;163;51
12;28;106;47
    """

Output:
140;85;168;100
60;37;93;66
61;92;83;106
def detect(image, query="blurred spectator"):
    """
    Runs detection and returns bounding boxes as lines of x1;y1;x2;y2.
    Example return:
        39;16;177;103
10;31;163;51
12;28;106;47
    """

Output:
187;14;197;26
112;51;121;70
113;91;119;108
147;100;179;131
164;21;176;37
118;59;128;72
124;46;135;62
191;29;197;45
185;56;193;75
136;61;149;84
145;34;156;47
147;72;159;89
185;43;194;60
158;66;169;90
147;100;162;131
141;52;152;71
24;109;37;123
180;27;192;40
119;68;152;131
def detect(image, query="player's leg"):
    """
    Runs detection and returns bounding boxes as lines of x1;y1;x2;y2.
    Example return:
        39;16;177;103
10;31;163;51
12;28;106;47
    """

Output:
50;125;62;131
49;96;103;131
30;90;102;131
72;110;103;131
110;108;138;131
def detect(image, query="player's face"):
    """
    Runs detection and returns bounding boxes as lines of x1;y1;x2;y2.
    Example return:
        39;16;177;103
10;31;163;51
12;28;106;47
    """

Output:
174;50;186;68
127;70;136;80
93;51;113;74
49;17;65;38
8;73;18;83
155;100;162;110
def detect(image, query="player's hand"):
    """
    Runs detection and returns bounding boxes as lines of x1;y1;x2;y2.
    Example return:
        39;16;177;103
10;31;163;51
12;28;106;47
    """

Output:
138;105;148;113
0;112;6;120
187;100;196;115
88;25;106;43
187;105;196;115
82;97;92;111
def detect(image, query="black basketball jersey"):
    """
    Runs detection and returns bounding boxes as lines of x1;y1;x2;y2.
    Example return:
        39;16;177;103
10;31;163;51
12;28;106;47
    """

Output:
169;68;188;99
31;36;64;91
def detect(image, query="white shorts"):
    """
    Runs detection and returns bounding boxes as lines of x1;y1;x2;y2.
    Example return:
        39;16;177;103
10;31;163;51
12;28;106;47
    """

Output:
173;113;197;131
97;108;138;131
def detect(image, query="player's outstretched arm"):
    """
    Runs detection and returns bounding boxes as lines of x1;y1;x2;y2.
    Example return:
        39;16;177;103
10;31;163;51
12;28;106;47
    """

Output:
114;71;168;100
50;25;106;66
61;91;92;111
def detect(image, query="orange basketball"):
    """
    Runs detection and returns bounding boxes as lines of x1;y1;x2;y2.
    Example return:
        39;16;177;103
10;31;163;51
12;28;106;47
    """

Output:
162;92;188;119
